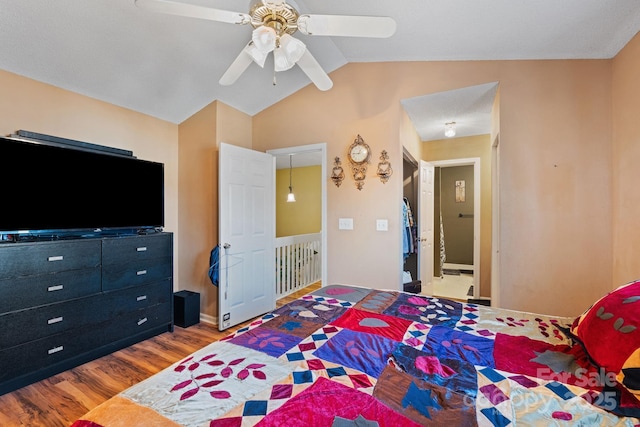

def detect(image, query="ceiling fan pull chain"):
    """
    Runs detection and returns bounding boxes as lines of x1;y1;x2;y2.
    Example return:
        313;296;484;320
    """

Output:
273;63;277;86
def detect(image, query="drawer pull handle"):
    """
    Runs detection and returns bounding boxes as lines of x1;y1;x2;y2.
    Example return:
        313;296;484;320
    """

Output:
48;316;63;325
48;346;64;355
137;270;148;276
137;247;148;252
138;317;148;326
48;284;64;292
136;295;147;302
48;255;64;262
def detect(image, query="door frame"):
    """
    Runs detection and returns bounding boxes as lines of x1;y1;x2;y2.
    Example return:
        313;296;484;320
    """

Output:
491;134;500;307
266;143;327;290
428;157;481;299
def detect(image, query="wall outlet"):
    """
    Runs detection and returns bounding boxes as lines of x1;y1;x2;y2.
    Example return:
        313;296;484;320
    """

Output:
338;218;354;230
376;219;388;231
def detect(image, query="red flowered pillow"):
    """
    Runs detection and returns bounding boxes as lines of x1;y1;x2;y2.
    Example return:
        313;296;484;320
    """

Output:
571;280;640;400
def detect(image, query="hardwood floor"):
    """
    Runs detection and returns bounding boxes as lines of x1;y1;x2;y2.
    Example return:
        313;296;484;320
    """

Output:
0;283;321;427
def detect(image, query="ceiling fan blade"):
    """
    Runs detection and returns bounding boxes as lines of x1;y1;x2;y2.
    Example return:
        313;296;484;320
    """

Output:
134;0;250;25
297;14;396;38
296;50;333;91
219;44;254;86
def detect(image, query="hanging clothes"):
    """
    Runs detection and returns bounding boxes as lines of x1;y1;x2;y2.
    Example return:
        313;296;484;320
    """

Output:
402;200;410;260
402;197;416;261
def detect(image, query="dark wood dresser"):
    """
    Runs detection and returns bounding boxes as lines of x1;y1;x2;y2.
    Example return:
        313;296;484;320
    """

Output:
0;232;173;395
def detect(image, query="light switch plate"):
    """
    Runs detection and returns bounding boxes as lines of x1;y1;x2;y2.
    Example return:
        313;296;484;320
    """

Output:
376;219;388;231
339;218;354;230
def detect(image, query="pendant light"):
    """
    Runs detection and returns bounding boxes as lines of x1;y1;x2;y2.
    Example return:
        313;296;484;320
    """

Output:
287;154;296;202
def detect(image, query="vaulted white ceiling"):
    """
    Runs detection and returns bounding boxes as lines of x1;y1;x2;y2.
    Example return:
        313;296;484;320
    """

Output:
1;0;638;134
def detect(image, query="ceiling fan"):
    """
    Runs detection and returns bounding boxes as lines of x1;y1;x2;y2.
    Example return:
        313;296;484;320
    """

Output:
134;0;396;91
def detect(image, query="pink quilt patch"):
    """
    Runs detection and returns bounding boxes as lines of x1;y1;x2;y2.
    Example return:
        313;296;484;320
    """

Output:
415;355;456;377
493;333;601;389
255;377;421;426
331;308;413;342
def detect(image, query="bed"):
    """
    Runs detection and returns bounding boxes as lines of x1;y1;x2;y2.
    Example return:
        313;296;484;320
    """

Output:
72;282;640;426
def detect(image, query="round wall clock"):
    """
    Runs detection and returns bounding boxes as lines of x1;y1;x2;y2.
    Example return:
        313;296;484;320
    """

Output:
348;134;371;164
347;134;371;190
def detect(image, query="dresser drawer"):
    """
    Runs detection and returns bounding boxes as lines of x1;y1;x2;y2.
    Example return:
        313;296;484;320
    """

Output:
103;279;172;316
0;239;101;279
102;257;172;291
102;233;172;266
0;328;105;383
0;267;101;313
101;302;172;344
0;294;105;349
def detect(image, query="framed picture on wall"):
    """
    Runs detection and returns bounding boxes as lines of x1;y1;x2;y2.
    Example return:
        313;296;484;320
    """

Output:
456;180;466;202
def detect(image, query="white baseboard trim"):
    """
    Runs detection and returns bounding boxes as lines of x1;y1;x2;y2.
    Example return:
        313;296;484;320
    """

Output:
200;313;217;326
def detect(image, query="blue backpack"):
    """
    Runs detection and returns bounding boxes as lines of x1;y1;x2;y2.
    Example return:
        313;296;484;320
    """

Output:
208;246;219;286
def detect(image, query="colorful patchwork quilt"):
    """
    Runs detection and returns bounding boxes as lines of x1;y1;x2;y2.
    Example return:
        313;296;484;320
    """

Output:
72;284;640;426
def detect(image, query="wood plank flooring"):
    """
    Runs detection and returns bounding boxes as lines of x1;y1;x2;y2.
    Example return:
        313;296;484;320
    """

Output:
0;283;320;427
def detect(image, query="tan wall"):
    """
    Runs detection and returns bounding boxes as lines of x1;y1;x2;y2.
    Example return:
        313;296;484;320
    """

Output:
177;101;252;321
5;34;639;319
177;101;217;319
0;69;180;281
424;135;493;297
612;32;640;287
254;59;612;317
400;107;422;161
276;165;322;237
253;80;403;290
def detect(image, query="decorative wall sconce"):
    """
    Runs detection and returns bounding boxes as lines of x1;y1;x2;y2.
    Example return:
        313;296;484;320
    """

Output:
376;150;393;183
331;156;345;187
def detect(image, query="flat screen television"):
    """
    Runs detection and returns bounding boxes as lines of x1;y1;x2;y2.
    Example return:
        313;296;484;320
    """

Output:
0;136;164;238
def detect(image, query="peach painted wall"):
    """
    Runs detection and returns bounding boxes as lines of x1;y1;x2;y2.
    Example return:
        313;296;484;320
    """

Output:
399;107;422;162
253;71;404;291
3;40;637;320
0;69;179;281
612;32;640;287
177;101;218;320
177;101;252;321
253;59;613;317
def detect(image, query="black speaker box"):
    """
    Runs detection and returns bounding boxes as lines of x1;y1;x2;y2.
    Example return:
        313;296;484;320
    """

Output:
174;290;200;328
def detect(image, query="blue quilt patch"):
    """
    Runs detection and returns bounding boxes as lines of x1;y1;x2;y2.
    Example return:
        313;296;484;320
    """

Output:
313;328;399;378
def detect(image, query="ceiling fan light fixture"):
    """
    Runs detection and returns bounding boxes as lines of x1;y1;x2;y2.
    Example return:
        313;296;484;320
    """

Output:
245;43;269;67
444;122;457;138
136;0;395;90
252;26;277;53
261;0;286;12
274;34;306;72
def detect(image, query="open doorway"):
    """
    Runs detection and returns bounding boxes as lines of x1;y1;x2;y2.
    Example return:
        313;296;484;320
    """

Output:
432;160;480;301
267;144;327;298
402;151;419;288
401;82;498;303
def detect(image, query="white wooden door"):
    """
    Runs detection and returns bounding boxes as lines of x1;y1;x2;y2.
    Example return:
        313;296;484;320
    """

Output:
218;143;275;331
419;160;435;295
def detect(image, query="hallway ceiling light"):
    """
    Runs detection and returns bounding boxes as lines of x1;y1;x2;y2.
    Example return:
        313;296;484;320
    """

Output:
287;154;296;202
444;122;456;138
